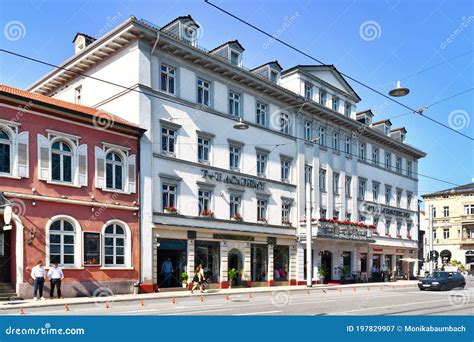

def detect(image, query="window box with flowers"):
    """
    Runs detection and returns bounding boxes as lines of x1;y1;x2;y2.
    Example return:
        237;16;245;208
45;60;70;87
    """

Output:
231;213;243;222
318;218;376;229
282;220;292;227
257;217;268;224
407;235;413;239
164;206;178;214
373;231;379;236
396;234;402;238
200;210;214;218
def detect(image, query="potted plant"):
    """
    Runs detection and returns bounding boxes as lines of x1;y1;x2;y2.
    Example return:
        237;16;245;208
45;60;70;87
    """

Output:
318;267;328;284
164;206;177;213
337;265;352;284
228;268;238;288
231;213;242;221
200;210;214;218
181;271;188;288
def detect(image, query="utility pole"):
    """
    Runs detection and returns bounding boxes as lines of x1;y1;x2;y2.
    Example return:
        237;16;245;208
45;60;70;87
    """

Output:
306;181;312;287
428;204;434;274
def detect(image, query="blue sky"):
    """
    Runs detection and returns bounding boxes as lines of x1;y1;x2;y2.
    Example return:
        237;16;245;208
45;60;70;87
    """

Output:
1;0;473;197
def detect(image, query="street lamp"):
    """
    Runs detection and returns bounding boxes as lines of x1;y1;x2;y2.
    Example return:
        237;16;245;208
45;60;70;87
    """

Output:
389;81;410;97
233;118;249;130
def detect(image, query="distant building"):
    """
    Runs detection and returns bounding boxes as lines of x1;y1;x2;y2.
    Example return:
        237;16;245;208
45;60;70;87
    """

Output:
422;183;474;272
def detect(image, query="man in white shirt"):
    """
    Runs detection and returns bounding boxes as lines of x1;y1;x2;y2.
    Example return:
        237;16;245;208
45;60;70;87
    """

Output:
48;262;64;299
31;260;46;301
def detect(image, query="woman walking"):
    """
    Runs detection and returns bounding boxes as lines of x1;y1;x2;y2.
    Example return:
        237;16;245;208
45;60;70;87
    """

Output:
190;265;203;294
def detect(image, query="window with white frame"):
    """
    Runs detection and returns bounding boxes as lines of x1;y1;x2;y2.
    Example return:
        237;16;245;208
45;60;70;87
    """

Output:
162;183;177;211
0;129;11;174
230;194;241;219
198;189;212;214
407;222;412;237
105;152;124;190
344;103;351;117
0;124;28;176
333;132;339;151
256;102;267;126
385;152;391;169
281;200;291;224
443;206;449;217
319;126;326;147
359;142;366;160
372;147;379;165
161;127;177;155
256;152;267;177
304;120;312;141
432;207;437;218
197;78;211;106
385;185;392;205
320;208;327;219
304;83;313;100
319;169;327;192
257;199;267;222
344;137;351;154
51;141;73;183
373;216;379;228
358;178;366;200
443;228;450;239
433;229;437;239
319;90;327;106
385;219;391;236
160;65;176;94
229;91;241;116
345;176;352;197
407;161;413;177
230;50;241;66
104;223;125;266
305;165;312;184
270;70;279;83
396;156;402;173
407;192;412;210
372;182;379;202
280;158;291;181
333;210;340;220
464;204;474;215
332;97;339;112
396;221;402;236
198;136;211;163
49;219;75;265
229;145;241;170
345;212;351;221
359;214;366;222
279;112;290;134
333;172;340;194
396;189;402;207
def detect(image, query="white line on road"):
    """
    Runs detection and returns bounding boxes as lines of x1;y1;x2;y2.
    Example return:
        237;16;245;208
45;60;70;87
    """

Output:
330;298;449;315
235;310;282;316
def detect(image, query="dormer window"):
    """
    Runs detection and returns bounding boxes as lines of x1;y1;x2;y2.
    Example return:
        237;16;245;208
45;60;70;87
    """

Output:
230;50;241;66
182;26;197;46
304;83;313;100
319;91;327;106
344;103;351;117
400;133;406;142
384;125;390;135
332;97;339;112
270;70;279;83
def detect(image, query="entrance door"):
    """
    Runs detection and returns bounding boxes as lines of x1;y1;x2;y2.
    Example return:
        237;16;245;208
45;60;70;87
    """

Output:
0;230;11;283
156;239;187;288
320;250;332;282
228;249;243;286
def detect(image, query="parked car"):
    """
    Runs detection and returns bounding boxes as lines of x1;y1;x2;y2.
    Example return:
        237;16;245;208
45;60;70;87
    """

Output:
418;271;466;291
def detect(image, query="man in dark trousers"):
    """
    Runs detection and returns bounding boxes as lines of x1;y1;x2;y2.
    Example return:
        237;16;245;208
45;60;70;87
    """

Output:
48;262;64;299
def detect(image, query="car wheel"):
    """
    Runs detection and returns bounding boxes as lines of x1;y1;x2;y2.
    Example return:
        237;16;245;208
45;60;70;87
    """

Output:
419;288;425;291
440;284;447;291
461;283;466;289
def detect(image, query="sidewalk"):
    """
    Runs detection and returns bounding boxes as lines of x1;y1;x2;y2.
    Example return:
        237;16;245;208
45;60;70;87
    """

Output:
0;280;419;310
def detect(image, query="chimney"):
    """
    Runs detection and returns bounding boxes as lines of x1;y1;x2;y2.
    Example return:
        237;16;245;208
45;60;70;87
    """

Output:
72;33;96;54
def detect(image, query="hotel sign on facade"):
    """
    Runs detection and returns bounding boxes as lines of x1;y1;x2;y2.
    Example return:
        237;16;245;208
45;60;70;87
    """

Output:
201;169;265;190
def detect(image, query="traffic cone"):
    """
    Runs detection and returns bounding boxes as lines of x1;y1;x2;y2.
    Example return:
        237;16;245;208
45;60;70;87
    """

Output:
353;287;356;292
338;288;342;293
140;300;145;306
172;297;176;304
200;295;204;303
322;289;326;294
380;286;383;290
392;286;395;290
367;287;371;291
225;295;230;301
248;293;253;299
64;304;69;311
306;289;311;295
19;308;25;315
105;301;110;309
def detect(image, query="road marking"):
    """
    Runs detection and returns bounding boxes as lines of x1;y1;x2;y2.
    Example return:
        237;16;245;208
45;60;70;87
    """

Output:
330;298;450;315
235;310;282;316
160;308;236;315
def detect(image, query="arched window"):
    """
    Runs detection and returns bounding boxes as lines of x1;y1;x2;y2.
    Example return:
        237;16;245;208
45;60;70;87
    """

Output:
106;152;123;190
49;219;75;265
51;141;72;182
104;223;125;266
0;130;11;174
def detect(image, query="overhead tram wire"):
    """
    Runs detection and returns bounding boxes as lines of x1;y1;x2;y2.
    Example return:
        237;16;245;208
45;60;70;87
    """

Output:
203;0;473;141
0;49;459;187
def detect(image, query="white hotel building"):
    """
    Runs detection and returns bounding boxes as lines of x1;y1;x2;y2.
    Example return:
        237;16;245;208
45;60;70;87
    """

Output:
28;15;425;289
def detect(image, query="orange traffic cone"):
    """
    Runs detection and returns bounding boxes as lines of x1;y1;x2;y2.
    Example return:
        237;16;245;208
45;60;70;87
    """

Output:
248;293;253;299
200;295;204;303
64;304;70;311
225;295;230;301
19;308;25;315
172;297;176;304
353;287;356;292
140;300;144;306
322;289;326;294
105;301;110;309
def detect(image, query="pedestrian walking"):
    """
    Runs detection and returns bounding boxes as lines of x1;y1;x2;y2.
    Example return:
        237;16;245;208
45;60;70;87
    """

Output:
31;260;46;301
191;265;203;294
161;258;174;288
48;262;64;299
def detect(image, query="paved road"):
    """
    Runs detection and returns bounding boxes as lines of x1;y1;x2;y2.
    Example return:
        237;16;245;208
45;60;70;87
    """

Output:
1;280;472;316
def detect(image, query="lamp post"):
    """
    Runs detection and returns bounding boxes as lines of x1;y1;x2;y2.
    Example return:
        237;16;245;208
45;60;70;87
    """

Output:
388;81;410;97
428;204;434;274
306;181;312;287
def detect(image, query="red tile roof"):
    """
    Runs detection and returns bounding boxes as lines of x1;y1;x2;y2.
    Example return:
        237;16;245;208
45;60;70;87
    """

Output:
0;84;139;129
